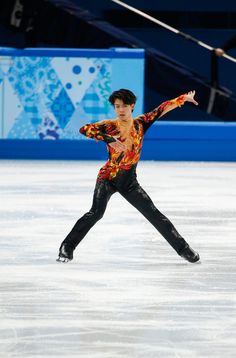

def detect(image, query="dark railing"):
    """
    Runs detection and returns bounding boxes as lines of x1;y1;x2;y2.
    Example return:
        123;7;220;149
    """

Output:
112;0;236;114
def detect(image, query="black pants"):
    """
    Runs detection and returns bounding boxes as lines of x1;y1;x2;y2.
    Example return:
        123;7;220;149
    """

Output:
61;169;188;255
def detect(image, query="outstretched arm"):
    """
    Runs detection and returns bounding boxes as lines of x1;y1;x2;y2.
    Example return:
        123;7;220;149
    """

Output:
158;91;198;119
139;91;198;127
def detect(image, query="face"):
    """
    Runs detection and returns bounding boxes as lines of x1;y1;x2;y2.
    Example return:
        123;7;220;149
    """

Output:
114;99;134;121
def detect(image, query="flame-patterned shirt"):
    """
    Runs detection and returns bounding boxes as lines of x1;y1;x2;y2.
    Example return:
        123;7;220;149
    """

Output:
79;95;185;180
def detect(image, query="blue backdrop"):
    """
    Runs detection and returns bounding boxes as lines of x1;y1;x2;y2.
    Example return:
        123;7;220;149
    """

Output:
0;47;144;140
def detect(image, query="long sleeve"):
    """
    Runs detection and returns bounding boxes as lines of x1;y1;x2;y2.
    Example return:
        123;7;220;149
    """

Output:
138;94;186;132
79;122;116;143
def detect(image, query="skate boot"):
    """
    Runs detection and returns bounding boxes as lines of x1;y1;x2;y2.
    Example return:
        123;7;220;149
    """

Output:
180;245;200;263
56;243;73;263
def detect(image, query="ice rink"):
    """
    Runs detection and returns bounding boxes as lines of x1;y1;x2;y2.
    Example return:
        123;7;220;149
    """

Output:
1;160;236;358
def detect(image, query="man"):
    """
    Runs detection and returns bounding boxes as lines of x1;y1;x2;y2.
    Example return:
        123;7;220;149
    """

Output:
57;89;200;264
212;35;236;88
215;35;236;57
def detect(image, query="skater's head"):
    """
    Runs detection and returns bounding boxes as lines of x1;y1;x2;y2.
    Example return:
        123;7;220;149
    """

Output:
109;89;137;120
109;89;137;107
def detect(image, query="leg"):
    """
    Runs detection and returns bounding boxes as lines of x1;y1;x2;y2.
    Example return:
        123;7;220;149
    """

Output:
57;179;116;261
119;182;199;262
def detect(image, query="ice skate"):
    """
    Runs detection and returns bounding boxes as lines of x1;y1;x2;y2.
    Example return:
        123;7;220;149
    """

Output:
56;243;73;263
180;245;200;263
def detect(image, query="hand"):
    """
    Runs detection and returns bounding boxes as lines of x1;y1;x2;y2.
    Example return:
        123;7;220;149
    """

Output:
215;48;225;57
109;137;127;152
184;90;198;106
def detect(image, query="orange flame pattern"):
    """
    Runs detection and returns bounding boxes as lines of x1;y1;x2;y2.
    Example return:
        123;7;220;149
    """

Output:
79;95;186;180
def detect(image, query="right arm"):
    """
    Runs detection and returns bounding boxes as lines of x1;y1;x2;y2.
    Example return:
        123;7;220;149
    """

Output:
79;120;116;144
79;120;127;151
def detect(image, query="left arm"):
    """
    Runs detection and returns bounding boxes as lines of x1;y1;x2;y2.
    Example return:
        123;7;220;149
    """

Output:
138;91;198;127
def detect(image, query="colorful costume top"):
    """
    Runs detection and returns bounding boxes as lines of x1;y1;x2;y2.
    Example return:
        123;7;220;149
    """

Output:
80;95;185;180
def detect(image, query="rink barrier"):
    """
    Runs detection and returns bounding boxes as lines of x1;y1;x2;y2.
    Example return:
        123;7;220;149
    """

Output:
143;121;236;161
1;121;236;161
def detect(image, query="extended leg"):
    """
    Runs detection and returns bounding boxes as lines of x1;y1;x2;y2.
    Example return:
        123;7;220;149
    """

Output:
57;179;116;262
120;182;199;262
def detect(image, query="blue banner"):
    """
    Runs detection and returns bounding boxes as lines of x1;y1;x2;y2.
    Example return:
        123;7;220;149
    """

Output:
0;47;144;140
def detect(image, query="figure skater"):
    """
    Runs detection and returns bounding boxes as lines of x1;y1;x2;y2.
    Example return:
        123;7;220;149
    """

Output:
57;89;200;263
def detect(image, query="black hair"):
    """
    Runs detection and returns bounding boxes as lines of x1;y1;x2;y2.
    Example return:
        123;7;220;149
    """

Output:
109;89;137;106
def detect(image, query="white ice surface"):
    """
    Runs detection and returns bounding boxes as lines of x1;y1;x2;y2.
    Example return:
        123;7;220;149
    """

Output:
0;160;236;358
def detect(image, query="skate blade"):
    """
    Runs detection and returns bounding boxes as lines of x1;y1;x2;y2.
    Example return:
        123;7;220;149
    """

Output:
56;256;71;263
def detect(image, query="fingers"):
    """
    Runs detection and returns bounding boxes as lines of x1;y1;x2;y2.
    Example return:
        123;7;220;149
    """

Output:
116;142;126;151
112;136;125;150
187;90;195;97
186;90;198;105
109;140;127;152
